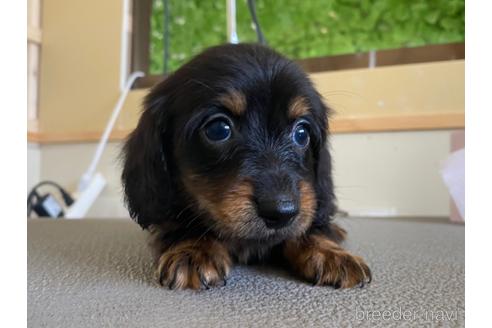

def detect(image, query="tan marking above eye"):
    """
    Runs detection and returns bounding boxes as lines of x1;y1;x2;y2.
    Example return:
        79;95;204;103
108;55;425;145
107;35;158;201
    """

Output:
218;90;247;115
288;96;310;119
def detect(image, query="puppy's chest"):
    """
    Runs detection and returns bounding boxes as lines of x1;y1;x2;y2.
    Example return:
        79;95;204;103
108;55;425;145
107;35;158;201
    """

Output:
226;239;281;264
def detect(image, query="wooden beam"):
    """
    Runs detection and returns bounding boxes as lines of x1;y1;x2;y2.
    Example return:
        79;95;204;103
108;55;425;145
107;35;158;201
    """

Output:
28;44;40;121
27;119;39;133
27;129;130;144
297;43;464;74
27;113;464;144
330;113;464;134
27;26;42;44
131;0;152;74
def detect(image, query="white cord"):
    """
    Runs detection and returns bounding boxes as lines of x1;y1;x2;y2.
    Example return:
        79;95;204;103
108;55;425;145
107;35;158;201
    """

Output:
78;71;145;192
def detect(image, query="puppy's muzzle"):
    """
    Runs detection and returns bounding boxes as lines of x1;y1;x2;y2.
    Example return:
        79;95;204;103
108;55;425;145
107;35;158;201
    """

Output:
256;194;299;229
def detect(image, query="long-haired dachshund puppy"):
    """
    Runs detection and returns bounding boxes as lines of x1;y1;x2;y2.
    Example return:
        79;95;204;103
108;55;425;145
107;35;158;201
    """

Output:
122;43;371;290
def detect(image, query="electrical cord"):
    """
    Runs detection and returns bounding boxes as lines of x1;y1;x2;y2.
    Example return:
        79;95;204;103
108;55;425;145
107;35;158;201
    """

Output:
247;0;267;45
27;181;74;217
77;71;144;193
27;72;145;220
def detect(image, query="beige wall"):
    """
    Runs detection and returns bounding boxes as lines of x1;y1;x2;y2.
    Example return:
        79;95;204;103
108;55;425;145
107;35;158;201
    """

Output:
39;0;124;133
34;130;454;219
331;131;450;217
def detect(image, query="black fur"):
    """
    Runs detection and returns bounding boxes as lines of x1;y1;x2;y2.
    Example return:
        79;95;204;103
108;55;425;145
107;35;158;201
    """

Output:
122;43;339;260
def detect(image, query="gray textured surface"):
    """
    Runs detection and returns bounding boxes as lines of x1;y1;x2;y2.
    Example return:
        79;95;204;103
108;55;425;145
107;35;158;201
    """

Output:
28;218;464;327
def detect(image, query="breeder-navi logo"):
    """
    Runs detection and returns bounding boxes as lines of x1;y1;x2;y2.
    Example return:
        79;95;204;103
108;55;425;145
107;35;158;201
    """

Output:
355;307;459;322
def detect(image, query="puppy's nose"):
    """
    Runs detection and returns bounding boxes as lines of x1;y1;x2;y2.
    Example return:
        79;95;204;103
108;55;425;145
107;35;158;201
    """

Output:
256;196;299;229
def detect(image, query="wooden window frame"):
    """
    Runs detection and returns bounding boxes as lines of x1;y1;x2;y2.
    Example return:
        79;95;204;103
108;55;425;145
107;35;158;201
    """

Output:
131;0;166;88
28;0;43;133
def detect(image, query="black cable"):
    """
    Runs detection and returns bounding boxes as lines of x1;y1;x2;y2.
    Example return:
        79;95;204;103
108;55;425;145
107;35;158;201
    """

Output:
27;181;74;217
27;189;40;217
163;0;170;74
247;0;267;45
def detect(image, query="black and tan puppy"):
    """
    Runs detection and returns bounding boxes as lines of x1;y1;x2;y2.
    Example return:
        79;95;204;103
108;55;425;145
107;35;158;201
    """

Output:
122;43;371;290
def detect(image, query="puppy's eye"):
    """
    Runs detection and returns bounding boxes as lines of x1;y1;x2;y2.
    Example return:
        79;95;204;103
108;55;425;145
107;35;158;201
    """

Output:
203;117;232;142
292;121;310;148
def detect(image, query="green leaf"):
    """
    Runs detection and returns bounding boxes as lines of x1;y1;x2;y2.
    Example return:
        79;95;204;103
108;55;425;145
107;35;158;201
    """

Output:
425;10;440;25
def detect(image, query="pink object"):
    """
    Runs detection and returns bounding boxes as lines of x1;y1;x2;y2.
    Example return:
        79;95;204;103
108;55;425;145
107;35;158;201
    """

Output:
441;130;465;223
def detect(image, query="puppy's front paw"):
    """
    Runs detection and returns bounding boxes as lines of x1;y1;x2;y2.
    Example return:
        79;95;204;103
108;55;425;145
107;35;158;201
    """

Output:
285;234;371;288
156;238;232;290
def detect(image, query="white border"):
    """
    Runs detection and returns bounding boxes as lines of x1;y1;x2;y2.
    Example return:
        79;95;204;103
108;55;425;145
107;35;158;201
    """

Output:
0;0;27;325
466;1;492;326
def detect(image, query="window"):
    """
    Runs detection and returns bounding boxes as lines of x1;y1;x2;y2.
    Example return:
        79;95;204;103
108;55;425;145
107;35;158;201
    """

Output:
132;0;464;88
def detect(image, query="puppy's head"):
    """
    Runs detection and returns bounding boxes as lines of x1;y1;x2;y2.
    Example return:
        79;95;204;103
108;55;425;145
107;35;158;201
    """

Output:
122;43;336;241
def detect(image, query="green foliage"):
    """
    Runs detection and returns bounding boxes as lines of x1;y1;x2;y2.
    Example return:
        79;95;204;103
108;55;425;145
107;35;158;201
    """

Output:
149;0;464;74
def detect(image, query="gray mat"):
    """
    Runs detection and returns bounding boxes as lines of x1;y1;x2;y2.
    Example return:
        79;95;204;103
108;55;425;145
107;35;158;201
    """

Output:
27;217;464;327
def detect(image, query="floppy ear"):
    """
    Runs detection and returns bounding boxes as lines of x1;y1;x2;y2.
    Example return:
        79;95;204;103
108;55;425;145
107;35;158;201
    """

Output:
313;144;348;242
121;94;174;229
310;97;338;231
314;145;337;219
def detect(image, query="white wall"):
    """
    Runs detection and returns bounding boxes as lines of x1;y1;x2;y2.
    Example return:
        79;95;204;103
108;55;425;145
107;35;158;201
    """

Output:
33;130;454;219
331;131;450;217
27;143;41;192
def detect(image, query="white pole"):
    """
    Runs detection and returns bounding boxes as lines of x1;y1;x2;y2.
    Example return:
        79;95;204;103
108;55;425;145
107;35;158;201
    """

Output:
120;0;132;90
368;50;377;69
227;0;239;44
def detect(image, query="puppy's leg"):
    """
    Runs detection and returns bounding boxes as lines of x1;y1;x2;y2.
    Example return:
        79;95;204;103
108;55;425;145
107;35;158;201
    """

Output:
283;228;371;288
155;237;232;290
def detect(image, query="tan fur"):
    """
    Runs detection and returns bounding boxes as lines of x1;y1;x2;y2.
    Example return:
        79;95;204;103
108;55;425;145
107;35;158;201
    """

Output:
156;238;232;290
284;234;371;288
328;223;347;243
298;180;317;229
210;180;255;228
218;90;247;115
288;96;310;119
184;173;318;241
183;171;257;237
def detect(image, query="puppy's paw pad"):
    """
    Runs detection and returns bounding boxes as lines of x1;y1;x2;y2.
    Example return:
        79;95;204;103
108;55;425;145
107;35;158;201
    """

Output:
155;239;232;290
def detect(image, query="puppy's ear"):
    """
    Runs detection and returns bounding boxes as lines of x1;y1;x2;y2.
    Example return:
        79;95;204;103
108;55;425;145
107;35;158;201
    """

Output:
121;93;174;229
314;146;337;219
312;98;337;227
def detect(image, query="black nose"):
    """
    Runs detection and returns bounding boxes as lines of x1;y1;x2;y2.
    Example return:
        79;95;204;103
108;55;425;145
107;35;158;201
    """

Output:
256;196;299;229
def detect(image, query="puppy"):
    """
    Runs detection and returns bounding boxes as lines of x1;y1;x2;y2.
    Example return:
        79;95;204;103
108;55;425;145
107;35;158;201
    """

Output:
122;43;371;290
